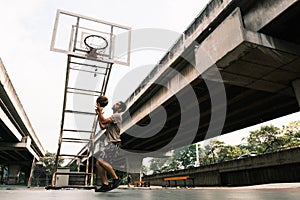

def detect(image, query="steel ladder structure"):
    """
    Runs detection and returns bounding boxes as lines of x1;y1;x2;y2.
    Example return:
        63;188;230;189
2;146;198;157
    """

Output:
48;9;131;189
50;54;113;189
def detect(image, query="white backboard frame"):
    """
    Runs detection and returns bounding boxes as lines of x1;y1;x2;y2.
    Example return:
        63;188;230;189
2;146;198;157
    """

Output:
50;9;131;66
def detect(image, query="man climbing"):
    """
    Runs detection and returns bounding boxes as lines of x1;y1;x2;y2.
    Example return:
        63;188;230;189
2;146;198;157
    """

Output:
94;96;127;192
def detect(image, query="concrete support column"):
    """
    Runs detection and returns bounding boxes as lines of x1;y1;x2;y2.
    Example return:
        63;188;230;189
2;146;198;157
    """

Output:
7;165;21;185
125;155;143;182
292;79;300;108
27;158;35;187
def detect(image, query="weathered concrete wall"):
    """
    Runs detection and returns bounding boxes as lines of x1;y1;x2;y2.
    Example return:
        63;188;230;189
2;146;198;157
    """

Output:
0;58;45;159
220;163;300;186
143;147;300;187
243;0;298;32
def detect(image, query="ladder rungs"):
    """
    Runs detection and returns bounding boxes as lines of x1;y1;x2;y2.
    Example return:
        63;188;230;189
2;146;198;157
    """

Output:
51;56;111;188
66;87;101;96
69;67;106;75
66;91;99;97
65;110;96;115
63;129;93;133
67;87;101;94
67;87;101;97
62;138;91;143
69;60;109;69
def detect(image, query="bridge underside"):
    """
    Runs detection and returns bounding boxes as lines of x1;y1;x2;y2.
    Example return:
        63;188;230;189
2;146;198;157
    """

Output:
0;120;34;167
121;3;300;152
0;59;44;178
121;77;298;152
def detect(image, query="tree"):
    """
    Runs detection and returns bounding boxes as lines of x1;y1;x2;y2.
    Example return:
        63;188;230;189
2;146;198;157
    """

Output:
202;140;225;164
280;121;300;149
170;144;197;169
218;145;250;161
246;125;281;154
149;157;168;174
40;152;64;176
149;144;199;173
147;121;300;174
141;165;148;175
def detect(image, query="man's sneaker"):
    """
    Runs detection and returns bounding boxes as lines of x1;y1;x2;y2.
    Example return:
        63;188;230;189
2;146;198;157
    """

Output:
95;184;111;192
112;178;121;189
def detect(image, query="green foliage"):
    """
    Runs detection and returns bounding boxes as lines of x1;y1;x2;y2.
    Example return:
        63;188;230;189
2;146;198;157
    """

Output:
149;157;169;174
280;121;300;149
148;121;300;174
246;121;300;154
142;165;148;175
219;145;250;162
246;125;281;154
148;144;197;173
172;144;197;169
40;152;64;175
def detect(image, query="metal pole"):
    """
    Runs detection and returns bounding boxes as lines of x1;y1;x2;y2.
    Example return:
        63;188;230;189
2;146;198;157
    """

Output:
195;143;200;167
101;63;113;95
52;55;72;187
89;115;98;186
72;17;80;52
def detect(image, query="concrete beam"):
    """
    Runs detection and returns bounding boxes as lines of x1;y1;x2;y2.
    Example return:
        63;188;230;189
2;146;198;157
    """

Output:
0;58;45;156
243;29;300;57
200;7;300;95
0;105;23;141
124;8;245;130
184;0;233;46
0;136;39;160
0;142;29;150
122;6;300;139
0;136;31;151
198;7;245;71
0;137;31;151
292;79;300;107
243;0;298;32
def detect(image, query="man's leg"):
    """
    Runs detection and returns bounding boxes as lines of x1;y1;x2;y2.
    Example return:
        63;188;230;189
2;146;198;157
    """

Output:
96;159;118;180
95;160;109;185
96;159;121;189
95;160;112;192
95;143;121;191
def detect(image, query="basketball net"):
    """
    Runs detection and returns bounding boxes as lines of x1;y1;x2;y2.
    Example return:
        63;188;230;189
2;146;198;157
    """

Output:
87;48;98;59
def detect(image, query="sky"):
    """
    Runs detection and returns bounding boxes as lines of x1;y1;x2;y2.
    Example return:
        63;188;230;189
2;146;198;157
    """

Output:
0;0;299;154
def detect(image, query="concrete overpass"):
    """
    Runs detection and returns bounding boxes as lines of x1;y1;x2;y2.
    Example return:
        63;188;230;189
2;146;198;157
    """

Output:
120;0;300;153
73;0;300;179
0;58;45;184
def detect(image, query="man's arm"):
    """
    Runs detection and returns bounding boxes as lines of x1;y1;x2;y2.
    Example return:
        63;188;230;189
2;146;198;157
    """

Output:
98;117;107;130
95;104;113;129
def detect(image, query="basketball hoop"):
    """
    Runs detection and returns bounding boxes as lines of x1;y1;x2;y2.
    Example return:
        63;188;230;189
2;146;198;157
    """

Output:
50;10;131;66
84;35;108;50
84;35;108;59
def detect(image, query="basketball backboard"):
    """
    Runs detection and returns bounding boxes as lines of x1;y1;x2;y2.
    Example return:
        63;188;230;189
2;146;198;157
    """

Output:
50;9;131;66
